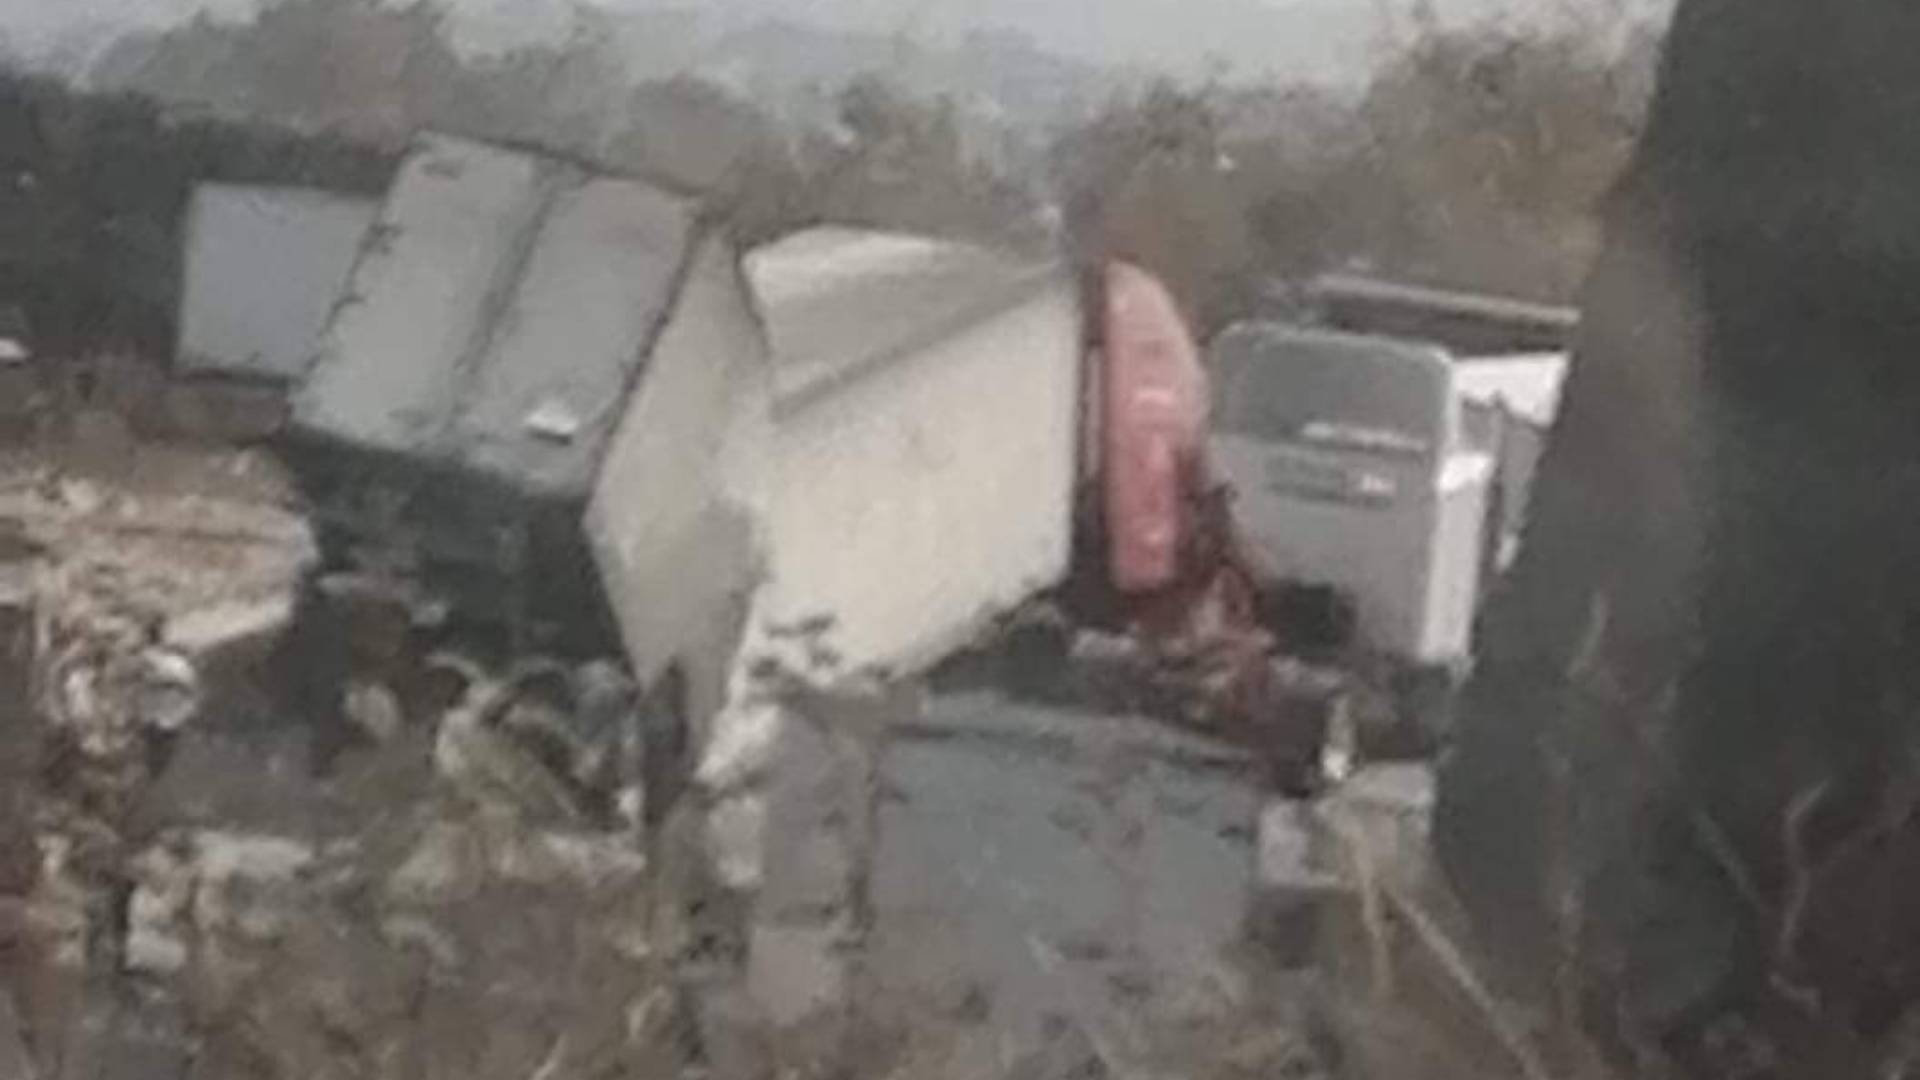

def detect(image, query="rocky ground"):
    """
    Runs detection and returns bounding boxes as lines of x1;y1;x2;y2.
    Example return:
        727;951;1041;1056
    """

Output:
0;430;686;1080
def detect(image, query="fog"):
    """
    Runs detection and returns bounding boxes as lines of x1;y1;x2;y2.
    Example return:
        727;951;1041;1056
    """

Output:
1;0;1666;83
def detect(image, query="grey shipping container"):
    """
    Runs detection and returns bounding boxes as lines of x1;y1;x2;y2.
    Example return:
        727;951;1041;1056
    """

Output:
286;133;750;650
177;183;378;384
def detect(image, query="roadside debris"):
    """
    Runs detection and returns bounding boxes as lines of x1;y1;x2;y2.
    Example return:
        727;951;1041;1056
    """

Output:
0;450;676;1080
422;651;640;827
0;119;1566;1079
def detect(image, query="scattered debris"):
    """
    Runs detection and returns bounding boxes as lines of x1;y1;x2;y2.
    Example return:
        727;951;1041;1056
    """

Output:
0;117;1569;1080
163;594;296;661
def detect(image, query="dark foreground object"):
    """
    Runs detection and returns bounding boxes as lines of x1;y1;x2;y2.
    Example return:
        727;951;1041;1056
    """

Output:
1436;0;1920;1074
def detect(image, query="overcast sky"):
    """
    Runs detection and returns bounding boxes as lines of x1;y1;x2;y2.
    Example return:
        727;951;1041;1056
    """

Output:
0;0;1663;82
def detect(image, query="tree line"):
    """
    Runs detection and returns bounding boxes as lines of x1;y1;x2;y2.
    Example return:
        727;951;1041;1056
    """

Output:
7;0;1664;349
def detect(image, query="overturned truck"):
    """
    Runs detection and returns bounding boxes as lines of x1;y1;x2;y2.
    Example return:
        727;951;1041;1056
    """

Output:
1436;0;1920;1074
286;133;765;669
